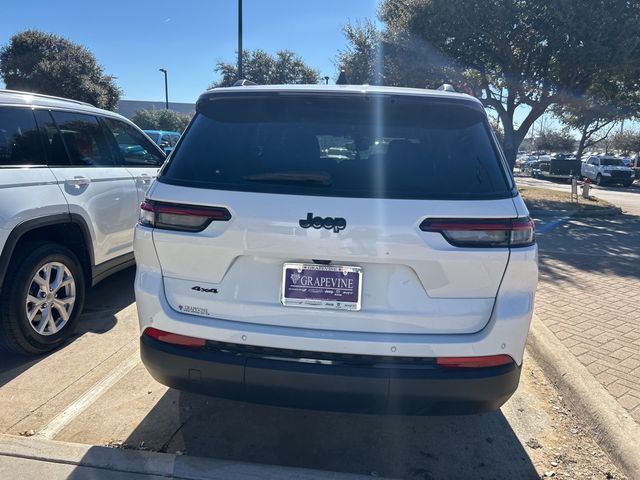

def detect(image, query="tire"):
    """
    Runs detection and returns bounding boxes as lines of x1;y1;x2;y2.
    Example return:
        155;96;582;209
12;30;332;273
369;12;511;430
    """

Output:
596;173;603;186
0;243;86;355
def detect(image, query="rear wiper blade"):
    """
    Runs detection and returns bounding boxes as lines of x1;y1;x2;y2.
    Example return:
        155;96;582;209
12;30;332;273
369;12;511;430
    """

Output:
243;171;332;186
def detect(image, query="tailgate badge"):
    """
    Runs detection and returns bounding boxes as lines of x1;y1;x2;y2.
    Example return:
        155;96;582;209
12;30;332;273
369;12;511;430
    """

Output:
191;286;218;294
299;212;346;233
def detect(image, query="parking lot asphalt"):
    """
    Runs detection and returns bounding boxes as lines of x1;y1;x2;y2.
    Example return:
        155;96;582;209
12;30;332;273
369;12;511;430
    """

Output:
0;268;627;479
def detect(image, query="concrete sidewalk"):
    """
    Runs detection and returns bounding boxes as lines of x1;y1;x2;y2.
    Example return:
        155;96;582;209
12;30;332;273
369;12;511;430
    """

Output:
0;434;387;480
534;213;640;423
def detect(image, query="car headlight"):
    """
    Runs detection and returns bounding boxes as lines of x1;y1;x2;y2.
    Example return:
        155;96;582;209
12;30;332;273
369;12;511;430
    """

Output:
602;170;612;175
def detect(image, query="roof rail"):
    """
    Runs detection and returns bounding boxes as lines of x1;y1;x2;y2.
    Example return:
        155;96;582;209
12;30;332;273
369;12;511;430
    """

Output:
0;89;94;106
233;79;257;86
437;84;456;92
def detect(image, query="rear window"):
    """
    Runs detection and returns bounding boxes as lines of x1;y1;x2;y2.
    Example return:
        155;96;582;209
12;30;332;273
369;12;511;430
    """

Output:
159;94;513;199
0;107;45;167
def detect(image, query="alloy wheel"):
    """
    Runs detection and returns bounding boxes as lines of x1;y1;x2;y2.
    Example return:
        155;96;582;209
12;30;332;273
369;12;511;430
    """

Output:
25;262;76;336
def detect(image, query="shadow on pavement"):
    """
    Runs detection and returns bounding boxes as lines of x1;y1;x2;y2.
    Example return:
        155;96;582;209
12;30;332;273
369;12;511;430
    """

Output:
0;267;135;388
537;213;640;283
123;390;538;480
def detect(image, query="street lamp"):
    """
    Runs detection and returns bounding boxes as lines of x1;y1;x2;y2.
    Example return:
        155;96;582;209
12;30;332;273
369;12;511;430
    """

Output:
159;68;168;109
237;0;243;80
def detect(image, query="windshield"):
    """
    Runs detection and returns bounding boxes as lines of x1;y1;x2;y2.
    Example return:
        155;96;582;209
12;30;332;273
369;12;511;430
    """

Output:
601;158;624;166
160;95;511;199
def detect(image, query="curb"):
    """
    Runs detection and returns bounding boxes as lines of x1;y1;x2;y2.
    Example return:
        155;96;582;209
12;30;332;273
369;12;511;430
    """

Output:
527;314;640;479
529;207;622;219
0;434;389;480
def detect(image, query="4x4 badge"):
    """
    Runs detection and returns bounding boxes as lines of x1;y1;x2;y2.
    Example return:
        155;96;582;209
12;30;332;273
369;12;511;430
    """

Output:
299;212;347;233
191;286;218;294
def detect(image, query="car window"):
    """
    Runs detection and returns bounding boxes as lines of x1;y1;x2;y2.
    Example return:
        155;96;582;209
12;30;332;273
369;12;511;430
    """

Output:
33;109;72;166
161;95;511;200
103;118;165;166
51;111;114;167
0;107;45;167
601;158;624;166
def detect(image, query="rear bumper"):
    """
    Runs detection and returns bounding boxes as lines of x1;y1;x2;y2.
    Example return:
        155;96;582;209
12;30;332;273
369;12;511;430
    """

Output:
140;335;521;415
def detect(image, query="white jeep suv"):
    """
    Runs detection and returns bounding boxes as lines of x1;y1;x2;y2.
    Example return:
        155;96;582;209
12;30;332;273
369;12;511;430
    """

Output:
0;89;166;355
581;155;636;187
135;85;538;414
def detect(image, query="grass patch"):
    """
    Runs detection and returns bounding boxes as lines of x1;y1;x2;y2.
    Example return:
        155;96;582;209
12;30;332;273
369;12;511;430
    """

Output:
519;187;616;214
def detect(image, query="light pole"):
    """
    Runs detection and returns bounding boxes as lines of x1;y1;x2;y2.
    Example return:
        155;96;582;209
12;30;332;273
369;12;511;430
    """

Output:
237;0;243;80
159;68;168;109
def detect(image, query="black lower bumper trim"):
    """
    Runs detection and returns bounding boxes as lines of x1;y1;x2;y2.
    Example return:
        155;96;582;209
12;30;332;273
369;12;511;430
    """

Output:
140;336;521;415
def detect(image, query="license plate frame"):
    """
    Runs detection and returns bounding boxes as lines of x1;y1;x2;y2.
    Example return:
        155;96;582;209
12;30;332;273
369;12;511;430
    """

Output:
281;263;362;311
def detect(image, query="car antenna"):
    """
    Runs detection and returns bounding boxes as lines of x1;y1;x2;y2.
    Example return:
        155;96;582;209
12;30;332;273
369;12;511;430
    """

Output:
336;70;349;85
437;84;457;92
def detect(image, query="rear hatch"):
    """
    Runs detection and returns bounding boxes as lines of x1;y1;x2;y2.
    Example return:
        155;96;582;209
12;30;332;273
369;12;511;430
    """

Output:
146;90;523;335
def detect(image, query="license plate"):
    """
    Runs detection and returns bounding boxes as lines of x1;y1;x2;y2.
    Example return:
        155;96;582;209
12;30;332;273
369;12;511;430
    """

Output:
281;263;362;311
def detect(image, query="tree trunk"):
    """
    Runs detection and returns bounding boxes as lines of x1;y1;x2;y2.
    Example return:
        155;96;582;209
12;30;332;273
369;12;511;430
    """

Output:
575;127;588;162
501;128;523;170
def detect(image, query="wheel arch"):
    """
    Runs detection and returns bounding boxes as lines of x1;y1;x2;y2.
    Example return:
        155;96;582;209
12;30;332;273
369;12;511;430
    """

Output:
0;214;95;294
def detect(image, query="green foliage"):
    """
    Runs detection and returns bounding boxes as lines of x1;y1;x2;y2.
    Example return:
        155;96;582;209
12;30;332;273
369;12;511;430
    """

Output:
533;129;576;152
337;0;640;167
0;30;121;110
131;109;191;133
212;49;319;88
336;20;384;85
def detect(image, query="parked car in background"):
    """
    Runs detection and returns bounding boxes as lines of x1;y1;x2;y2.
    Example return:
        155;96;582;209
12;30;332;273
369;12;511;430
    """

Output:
0;89;166;355
135;84;538;415
581;155;636;187
533;153;581;182
143;130;180;155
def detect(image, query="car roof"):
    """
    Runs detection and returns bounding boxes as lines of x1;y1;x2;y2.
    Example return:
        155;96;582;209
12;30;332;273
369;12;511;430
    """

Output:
199;84;485;111
0;89;129;122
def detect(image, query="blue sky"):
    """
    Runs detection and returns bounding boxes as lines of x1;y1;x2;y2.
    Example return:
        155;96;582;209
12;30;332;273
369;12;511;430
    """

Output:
0;0;380;103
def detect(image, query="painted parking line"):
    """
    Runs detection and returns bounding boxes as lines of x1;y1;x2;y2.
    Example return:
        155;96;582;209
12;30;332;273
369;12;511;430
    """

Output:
35;353;140;440
535;216;572;234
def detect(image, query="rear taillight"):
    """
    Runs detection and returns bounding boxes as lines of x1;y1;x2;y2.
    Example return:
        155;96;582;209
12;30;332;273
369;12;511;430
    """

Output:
139;199;231;232
437;355;514;368
420;217;535;248
143;327;206;349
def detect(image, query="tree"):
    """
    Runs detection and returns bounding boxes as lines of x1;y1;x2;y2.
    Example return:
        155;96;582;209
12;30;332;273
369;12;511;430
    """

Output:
554;80;639;159
338;0;640;168
611;131;640;157
212;49;319;87
336;20;384;85
131;109;191;132
0;30;121;110
533;129;576;152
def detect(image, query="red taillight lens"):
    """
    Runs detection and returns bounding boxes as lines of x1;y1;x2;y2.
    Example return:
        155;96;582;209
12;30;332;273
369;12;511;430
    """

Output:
437;355;514;368
144;327;206;349
420;217;535;248
139;200;231;232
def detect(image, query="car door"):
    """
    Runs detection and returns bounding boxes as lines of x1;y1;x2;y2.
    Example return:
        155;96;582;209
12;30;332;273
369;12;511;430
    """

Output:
34;109;139;267
592;157;601;179
584;157;594;179
0;106;69;255
101;117;166;204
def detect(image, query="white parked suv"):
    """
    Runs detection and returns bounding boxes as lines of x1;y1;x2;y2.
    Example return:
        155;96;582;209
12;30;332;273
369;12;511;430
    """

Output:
0;89;166;355
581;155;636;187
135;84;538;414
